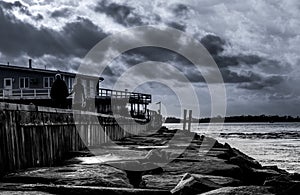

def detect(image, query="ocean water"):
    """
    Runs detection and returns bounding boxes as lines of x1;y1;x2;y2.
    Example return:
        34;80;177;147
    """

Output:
164;123;300;173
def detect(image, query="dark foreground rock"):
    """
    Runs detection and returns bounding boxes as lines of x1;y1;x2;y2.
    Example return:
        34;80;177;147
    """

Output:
0;126;299;194
199;186;274;195
0;183;170;195
1;164;132;188
170;173;222;195
142;173;241;190
264;175;300;195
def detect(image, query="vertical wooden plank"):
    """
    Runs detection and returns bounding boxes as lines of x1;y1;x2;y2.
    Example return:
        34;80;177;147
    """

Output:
48;125;53;166
0;114;7;174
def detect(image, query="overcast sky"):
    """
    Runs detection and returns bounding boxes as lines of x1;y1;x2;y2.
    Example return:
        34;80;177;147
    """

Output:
0;0;300;117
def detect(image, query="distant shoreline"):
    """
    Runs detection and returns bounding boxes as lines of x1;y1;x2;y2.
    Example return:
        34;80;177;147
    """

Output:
164;121;300;123
165;115;300;123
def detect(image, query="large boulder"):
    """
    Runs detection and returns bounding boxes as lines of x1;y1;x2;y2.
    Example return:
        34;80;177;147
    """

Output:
164;156;243;179
264;175;300;195
143;149;172;163
199;186;274;195
142;174;183;190
262;165;289;175
142;173;241;190
224;143;262;169
2;164;132;188
192;174;242;187
171;173;222;195
248;168;281;185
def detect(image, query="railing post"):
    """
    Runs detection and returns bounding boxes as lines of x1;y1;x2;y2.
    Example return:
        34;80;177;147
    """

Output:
20;89;23;98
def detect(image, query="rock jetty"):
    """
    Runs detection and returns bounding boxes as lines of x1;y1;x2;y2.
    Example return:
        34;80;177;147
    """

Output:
0;127;299;194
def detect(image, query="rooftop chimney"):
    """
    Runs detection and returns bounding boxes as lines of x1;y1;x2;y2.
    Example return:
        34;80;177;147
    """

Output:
29;59;32;69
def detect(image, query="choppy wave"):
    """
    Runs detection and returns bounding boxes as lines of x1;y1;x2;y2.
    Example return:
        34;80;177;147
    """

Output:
219;131;300;139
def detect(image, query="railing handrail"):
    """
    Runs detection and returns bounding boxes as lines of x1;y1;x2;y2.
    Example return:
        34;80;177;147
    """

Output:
0;87;151;103
98;87;151;99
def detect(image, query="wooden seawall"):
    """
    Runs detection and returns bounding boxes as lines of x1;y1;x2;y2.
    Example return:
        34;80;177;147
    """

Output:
0;103;148;176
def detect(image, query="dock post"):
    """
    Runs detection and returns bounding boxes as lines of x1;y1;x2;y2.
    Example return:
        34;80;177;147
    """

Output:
183;109;187;131
188;110;192;132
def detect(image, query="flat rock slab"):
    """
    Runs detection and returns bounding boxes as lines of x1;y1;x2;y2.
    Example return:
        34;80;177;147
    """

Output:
164;156;243;179
199;186;274;195
0;184;171;195
142;174;184;190
0;191;54;195
0;183;55;194
142;173;241;190
2;164;132;188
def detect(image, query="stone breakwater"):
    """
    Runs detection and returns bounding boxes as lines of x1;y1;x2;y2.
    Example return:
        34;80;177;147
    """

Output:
1;127;300;195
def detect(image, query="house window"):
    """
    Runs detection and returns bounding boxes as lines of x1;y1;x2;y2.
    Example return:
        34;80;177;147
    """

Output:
43;77;54;88
4;78;12;88
68;77;74;91
19;77;29;88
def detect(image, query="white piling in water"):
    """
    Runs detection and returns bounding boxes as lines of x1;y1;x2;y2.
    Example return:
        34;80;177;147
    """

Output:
183;109;192;131
188;110;192;132
183;109;187;131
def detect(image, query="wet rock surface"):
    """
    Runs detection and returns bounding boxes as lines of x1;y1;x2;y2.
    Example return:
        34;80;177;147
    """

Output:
199;186;274;195
1;127;299;194
1;164;133;188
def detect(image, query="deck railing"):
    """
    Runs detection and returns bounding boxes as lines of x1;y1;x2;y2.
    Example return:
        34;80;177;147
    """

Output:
0;88;51;99
98;88;151;103
0;88;151;103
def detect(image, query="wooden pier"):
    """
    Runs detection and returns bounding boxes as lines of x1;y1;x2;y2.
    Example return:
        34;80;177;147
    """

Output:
0;102;149;176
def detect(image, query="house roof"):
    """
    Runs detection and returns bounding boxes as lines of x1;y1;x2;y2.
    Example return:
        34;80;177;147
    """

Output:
0;63;104;80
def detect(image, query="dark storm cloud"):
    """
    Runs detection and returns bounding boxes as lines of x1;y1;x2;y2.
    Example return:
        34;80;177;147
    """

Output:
94;0;143;27
51;8;71;18
102;32;286;91
171;4;189;17
214;55;262;68
0;1;24;10
200;35;262;68
238;75;284;90
34;13;43;20
0;0;42;20
62;17;107;56
167;22;186;31
0;8;59;57
101;47;178;81
198;34;286;90
0;7;107;58
220;69;259;83
200;34;226;55
264;75;284;86
123;47;178;65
